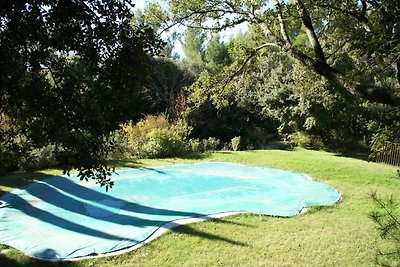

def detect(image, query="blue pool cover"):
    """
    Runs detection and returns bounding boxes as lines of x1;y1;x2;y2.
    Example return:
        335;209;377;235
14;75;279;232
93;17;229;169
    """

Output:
0;162;340;260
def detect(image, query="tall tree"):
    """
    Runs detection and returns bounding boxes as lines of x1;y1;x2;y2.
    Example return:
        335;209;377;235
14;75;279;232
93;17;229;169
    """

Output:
182;27;205;71
0;0;161;188
204;34;231;73
150;0;400;106
141;57;195;115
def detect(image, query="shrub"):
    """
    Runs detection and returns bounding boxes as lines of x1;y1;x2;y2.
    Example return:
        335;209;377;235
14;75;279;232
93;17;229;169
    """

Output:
0;114;28;173
221;141;231;151
288;132;324;149
243;137;259;150
140;128;187;158
19;145;58;171
288;132;312;148
121;114;191;159
231;136;241;151
187;138;203;153
1;113;60;172
122;115;170;155
202;137;220;151
107;129;130;160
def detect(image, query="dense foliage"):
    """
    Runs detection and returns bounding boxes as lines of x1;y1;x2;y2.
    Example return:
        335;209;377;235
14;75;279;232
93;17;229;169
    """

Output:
118;114;224;159
158;0;400;106
2;0;400;185
0;0;162;188
142;57;195;117
121;115;190;158
145;1;400;150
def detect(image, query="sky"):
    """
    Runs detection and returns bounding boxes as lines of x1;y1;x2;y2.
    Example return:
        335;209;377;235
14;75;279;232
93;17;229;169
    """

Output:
133;1;248;58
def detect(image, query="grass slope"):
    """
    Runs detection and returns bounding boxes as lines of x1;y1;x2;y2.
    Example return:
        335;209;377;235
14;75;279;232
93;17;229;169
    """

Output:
0;148;399;266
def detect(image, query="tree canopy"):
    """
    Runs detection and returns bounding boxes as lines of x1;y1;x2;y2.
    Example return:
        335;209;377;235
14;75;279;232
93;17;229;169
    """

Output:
0;0;162;189
149;0;400;106
1;0;399;188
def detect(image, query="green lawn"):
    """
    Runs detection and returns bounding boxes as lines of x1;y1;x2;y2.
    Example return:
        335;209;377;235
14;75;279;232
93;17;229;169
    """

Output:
0;148;399;266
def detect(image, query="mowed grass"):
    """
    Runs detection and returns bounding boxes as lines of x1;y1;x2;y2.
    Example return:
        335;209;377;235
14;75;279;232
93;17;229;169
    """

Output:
0;148;399;266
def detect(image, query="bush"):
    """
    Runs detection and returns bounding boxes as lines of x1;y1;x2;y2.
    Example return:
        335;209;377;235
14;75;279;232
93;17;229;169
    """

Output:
121;114;191;159
187;138;203;153
231;136;241;151
19;145;58;171
0;114;28;173
202;137;220;151
122;115;170;155
1;113;59;172
107;129;130;160
118;115;225;158
288;132;312;148
221;141;231;151
140;128;187;158
288;132;324;149
243;137;260;150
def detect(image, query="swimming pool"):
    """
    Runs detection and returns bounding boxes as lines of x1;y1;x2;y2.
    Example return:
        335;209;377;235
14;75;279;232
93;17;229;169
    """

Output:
0;162;340;260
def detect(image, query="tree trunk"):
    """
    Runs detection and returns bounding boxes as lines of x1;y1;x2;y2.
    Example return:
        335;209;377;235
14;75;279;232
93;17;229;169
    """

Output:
289;0;400;106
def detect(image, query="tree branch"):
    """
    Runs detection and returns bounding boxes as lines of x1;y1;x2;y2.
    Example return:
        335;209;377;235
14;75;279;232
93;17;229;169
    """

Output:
247;9;286;49
360;0;368;20
274;0;291;46
326;37;351;60
182;18;248;32
296;0;326;63
164;0;400;106
220;43;271;88
396;60;400;87
158;7;248;36
288;46;400;106
44;65;62;91
315;2;371;32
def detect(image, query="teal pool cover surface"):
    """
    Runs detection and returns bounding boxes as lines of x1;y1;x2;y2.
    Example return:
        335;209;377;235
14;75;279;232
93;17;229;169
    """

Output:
0;162;340;260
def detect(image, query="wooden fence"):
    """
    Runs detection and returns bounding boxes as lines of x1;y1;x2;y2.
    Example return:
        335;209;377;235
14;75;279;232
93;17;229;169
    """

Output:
375;141;400;166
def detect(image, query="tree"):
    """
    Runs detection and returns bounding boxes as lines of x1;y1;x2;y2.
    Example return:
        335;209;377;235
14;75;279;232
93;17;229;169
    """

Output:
150;0;400;106
370;191;400;267
181;27;205;73
186;25;399;148
204;34;231;73
141;57;195;117
0;0;161;189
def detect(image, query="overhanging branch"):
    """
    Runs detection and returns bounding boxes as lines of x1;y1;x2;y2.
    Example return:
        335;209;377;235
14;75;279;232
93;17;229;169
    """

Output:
296;0;326;63
315;2;371;32
274;0;291;46
220;43;271;88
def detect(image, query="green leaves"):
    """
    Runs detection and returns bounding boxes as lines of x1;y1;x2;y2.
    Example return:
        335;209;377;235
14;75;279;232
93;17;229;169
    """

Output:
182;27;206;68
0;0;161;188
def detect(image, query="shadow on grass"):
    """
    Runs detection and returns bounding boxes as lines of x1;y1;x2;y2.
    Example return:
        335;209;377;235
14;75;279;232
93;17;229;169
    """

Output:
170;224;249;247
107;159;145;169
0;172;52;196
334;152;370;162
176;152;214;160
0;251;76;267
304;204;338;215
207;216;253;228
262;143;294;151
